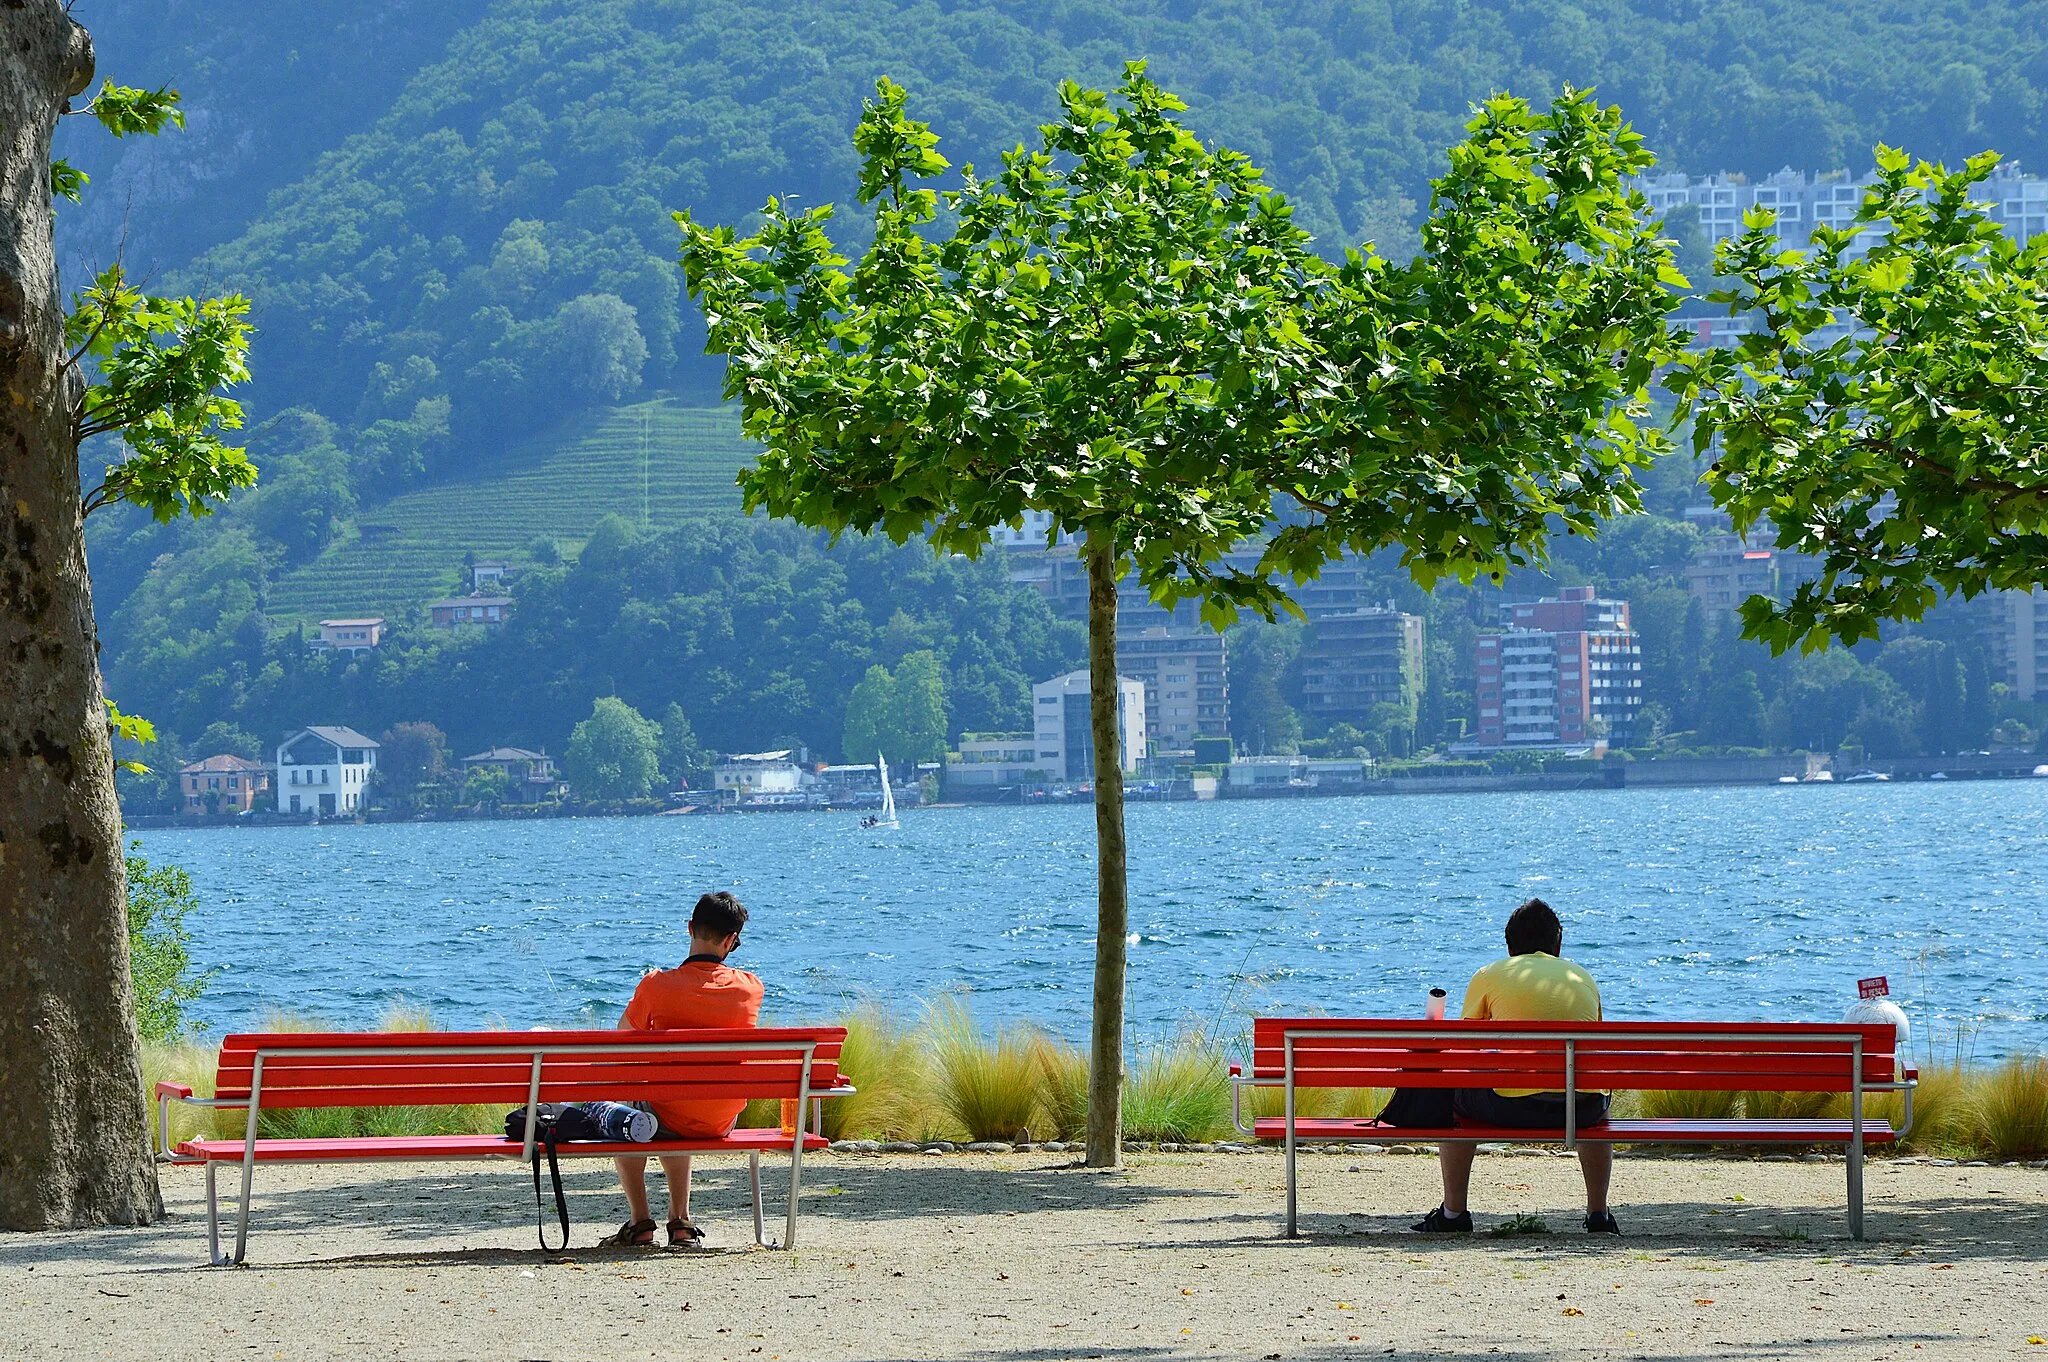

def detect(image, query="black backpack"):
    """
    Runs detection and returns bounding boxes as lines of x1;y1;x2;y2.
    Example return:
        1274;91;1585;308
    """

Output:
503;1104;605;1250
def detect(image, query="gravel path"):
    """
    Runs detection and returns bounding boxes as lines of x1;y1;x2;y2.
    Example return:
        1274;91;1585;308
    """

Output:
4;1150;2045;1360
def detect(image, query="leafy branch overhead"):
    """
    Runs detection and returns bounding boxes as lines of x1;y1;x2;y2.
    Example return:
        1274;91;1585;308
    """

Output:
1668;148;2048;653
52;82;256;523
679;67;1680;623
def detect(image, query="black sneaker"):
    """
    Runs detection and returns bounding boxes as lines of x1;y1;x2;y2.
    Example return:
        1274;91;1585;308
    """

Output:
1584;1210;1621;1234
1413;1206;1474;1234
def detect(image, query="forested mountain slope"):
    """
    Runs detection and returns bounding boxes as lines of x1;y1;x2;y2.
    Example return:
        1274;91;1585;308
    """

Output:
71;0;2048;771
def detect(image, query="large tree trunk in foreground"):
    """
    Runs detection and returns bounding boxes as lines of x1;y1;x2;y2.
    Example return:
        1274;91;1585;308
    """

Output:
0;6;160;1230
1083;537;1128;1169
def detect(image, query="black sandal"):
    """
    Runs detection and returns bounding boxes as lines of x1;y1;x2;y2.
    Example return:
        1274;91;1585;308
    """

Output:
600;1218;657;1247
667;1216;706;1249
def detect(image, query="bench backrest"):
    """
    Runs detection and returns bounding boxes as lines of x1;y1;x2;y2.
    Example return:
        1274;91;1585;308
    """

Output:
212;1028;847;1110
1250;1018;1897;1092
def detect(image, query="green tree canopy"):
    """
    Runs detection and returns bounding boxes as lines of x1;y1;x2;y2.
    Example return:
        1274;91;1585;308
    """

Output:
1669;149;2048;652
562;696;661;799
679;67;1677;1165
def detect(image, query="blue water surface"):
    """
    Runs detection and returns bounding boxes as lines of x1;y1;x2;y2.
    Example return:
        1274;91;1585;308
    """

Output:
133;782;2048;1058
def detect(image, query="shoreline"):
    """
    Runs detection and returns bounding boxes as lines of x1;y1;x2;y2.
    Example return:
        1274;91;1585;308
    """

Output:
120;757;2048;831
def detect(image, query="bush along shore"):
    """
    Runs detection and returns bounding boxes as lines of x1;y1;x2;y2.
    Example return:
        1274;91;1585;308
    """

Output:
142;999;2048;1164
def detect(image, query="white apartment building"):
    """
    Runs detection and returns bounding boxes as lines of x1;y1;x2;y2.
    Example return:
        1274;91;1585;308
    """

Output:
1998;588;2048;703
1032;670;1147;781
276;726;380;816
1639;161;2047;250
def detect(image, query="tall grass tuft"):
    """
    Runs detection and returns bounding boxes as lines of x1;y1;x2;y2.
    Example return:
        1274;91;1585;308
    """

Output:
1637;1088;1741;1120
1740;1089;1837;1121
818;1004;938;1140
1870;1062;1971;1153
1123;1034;1232;1142
1969;1054;2048;1160
924;996;1041;1142
1034;1039;1090;1140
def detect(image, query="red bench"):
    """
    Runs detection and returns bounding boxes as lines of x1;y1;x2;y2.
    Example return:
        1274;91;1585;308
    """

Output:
1230;1018;1916;1239
155;1027;851;1264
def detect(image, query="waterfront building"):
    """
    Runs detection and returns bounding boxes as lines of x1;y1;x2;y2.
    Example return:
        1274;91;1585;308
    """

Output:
1114;628;1228;748
1299;605;1424;724
276;726;380;816
459;746;562;803
713;750;806;802
1032;671;1148;780
945;733;1051;793
312;618;384;655
1473;587;1642;747
178;754;270;814
1225;755;1309;795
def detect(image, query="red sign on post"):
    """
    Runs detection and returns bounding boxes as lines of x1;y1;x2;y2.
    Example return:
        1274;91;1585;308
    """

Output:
1858;976;1890;999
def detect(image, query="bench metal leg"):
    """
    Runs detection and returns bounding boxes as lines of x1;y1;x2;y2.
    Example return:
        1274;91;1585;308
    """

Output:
205;1162;223;1266
1283;1046;1298;1238
749;1153;764;1247
1847;1140;1865;1241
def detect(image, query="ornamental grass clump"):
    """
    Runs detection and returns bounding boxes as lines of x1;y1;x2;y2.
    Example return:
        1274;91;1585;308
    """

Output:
924;997;1042;1143
1123;1035;1233;1143
1968;1055;2048;1161
1034;1039;1090;1142
820;1003;936;1141
1637;1087;1741;1120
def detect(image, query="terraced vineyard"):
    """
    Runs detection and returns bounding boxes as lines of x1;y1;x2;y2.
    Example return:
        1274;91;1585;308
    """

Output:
265;399;755;623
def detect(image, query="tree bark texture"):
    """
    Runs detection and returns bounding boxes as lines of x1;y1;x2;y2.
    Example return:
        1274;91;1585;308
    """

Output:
0;5;160;1229
1083;537;1128;1169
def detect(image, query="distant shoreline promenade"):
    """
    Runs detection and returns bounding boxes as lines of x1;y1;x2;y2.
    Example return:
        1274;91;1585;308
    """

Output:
124;749;2048;830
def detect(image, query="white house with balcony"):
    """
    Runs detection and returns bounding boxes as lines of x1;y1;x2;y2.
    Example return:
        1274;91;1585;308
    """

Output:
713;750;806;803
276;726;380;816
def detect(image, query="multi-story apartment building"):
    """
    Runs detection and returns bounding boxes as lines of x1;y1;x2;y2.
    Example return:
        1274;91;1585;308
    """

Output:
1644;162;2048;347
1114;628;1229;749
1473;587;1642;747
1995;588;2048;703
1030;671;1147;780
1300;606;1425;724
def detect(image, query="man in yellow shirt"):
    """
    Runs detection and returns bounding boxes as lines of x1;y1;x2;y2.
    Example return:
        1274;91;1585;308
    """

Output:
1414;898;1618;1235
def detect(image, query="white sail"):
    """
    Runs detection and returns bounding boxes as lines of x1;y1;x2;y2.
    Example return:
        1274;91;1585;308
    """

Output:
877;752;900;828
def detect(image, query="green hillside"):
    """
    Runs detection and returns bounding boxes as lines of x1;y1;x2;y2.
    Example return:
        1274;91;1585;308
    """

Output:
264;400;753;623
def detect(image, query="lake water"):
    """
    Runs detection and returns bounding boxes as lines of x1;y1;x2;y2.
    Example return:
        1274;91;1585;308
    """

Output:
134;782;2048;1059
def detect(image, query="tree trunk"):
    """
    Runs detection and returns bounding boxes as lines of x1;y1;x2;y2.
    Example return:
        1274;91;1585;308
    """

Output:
1083;536;1128;1168
0;6;160;1230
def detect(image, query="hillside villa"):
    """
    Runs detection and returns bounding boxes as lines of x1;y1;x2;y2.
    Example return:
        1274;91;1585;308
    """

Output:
177;754;271;814
459;746;563;803
312;618;385;655
276;726;380;816
428;595;514;629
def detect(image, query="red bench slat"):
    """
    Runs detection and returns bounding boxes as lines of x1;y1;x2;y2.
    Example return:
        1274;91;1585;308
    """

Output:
209;1028;847;1106
1249;1117;1898;1144
172;1129;830;1163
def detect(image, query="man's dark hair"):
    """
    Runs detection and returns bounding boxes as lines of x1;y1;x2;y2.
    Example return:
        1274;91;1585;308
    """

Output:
1505;898;1562;957
690;891;748;938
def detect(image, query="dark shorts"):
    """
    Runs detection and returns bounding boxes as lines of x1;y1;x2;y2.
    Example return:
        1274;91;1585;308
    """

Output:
1453;1087;1610;1131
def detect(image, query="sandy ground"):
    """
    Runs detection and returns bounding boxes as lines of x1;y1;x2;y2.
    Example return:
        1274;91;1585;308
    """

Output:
3;1148;2045;1361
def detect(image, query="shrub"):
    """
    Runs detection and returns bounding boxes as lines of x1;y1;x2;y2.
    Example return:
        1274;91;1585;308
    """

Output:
924;996;1041;1142
1869;1061;1972;1154
1968;1055;2048;1160
126;847;209;1042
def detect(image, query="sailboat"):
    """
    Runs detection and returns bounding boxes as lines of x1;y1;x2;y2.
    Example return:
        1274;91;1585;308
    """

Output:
874;751;900;829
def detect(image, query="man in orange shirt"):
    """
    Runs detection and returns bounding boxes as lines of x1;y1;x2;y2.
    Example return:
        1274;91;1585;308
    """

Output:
602;891;763;1249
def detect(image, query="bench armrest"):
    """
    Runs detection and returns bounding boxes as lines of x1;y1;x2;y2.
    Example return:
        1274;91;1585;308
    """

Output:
1228;1064;1242;1078
155;1081;194;1100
